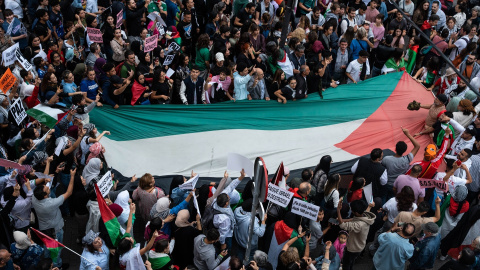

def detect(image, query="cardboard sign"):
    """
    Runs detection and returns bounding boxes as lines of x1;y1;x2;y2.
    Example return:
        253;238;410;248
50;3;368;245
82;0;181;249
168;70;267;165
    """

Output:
419;178;449;192
116;10;123;29
163;54;174;66
0;68;17;94
144;34;158;53
167;42;180;53
97;171;113;197
86;27;103;43
1;43;19;67
267;183;294;208
291;198;320;221
179;174;199;190
15;48;32;71
9;98;27;125
0;158;23;169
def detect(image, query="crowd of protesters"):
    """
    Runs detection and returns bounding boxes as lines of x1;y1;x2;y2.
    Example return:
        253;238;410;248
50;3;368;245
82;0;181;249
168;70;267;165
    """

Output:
2;0;480;268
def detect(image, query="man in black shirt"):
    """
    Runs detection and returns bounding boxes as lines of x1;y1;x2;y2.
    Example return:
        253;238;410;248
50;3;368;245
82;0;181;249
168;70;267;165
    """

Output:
234;3;256;28
34;9;52;46
126;0;148;39
177;9;194;56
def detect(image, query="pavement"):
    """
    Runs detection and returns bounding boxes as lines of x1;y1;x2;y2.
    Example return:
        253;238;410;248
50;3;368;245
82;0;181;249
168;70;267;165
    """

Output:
60;214;452;270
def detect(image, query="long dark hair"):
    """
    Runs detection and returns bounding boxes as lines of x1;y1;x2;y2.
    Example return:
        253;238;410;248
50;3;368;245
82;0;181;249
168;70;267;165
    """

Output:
40;72;56;94
396;186;415;212
349;177;364;192
324;173;340;196
197;33;210;49
313;155;332;176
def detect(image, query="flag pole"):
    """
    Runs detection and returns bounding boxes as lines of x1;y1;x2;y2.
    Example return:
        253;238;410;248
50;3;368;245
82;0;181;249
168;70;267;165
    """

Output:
24;128;52;156
62;245;98;267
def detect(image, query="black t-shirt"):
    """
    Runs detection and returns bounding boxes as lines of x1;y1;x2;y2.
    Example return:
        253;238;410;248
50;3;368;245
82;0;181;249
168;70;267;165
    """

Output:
236;8;251;24
151;82;170;104
34;22;49;39
281;86;295;100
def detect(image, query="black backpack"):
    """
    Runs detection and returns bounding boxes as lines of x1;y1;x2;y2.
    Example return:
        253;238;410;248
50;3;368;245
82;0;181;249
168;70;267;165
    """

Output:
201;206;222;233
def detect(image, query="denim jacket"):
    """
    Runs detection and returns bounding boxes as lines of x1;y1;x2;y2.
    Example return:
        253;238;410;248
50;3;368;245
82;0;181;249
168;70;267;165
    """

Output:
409;234;441;270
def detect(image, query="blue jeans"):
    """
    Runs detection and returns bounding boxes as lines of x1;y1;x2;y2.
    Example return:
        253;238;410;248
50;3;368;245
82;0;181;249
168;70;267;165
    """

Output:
43;228;64;267
372;66;382;78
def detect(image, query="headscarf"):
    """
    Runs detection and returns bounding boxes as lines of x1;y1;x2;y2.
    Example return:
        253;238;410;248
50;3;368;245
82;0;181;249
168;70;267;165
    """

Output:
83;123;96;135
0;95;9;119
86;142;102;165
452;185;468;202
115;190;131;217
82;230;100;245
94;58;106;80
32;151;48;166
175;209;194;228
82;158;102;186
169;176;184;196
13;231;31;250
155;197;170;220
109;203;123;217
17;165;32;176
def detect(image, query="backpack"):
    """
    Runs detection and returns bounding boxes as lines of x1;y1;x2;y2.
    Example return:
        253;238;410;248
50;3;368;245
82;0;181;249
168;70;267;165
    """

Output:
337;17;355;37
201;206;222;233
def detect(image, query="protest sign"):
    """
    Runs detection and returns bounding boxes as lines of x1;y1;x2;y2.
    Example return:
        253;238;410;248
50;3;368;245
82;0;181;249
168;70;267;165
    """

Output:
364;183;373;203
9;98;27;125
0;68;16;94
165;68;175;79
291;198;320;221
227;153;254;177
15;48;33;71
116;10;123;29
34;172;54;188
144;34;158;52
147;12;167;27
193;194;201;219
156;23;165;35
54;138;67;156
267;183;294;208
2;43;19;66
0;158;23;169
87;27;103;43
419;178;448;192
163;54;175;66
97;171;113;197
179;174;199;190
167;42;180;53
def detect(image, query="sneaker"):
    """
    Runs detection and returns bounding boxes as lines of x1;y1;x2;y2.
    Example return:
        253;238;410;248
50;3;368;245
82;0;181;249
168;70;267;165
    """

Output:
439;255;448;261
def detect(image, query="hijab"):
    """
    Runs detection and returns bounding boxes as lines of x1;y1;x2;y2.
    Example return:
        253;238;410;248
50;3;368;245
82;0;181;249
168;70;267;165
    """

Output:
13;231;31;250
175;209;194;228
115;190;131;217
86;142;102;165
169;175;184;196
82;158;102;186
94;58;106;80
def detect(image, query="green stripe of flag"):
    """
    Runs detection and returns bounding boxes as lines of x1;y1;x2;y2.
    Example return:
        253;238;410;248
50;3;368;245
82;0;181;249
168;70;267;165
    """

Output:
149;256;171;269
26;107;60;128
90;72;403;141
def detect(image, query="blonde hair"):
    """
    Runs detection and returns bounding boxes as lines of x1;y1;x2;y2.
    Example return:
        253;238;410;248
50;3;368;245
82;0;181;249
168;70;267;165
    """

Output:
356;27;367;40
280;247;300;266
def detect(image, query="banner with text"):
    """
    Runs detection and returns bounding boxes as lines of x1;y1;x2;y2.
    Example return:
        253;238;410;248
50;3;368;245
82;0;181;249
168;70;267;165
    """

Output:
2;43;19;67
144;34;158;52
291;198;320;221
97;171;113;197
179;174;199;190
15;48;33;71
418;178;448;192
116;10;123;28
9;98;27;125
0;68;16;94
87;27;103;43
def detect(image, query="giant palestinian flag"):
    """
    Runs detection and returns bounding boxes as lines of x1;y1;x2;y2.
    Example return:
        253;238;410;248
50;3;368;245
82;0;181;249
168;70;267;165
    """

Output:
90;72;434;177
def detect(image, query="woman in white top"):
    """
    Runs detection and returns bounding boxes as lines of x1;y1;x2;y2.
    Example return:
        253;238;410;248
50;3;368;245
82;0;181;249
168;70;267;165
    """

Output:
453;99;477;127
322;173;341;222
453;4;467;28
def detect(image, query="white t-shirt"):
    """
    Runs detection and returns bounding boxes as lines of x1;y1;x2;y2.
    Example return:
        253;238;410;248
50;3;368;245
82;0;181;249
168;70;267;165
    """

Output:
383;197;417;223
340;17;356;35
449;35;469;60
346;59;370;84
433;172;467;196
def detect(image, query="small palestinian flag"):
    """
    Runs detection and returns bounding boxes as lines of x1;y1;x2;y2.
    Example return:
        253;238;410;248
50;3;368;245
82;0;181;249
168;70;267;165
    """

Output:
94;183;123;247
267;220;305;269
270;162;286;189
148;251;173;269
26;104;66;128
31;228;64;263
406;44;419;74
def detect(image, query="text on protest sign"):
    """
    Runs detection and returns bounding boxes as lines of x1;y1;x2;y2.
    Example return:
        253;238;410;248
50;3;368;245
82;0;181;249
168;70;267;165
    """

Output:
2;43;19;66
15;48;32;71
156;23;165;35
167;42;181;53
144;34;158;53
267;183;294;208
87;27;103;43
418;178;448;192
97;171;113;197
9;98;27;125
179;174;199;190
116;10;123;29
163;54;175;66
291;198;320;221
0;68;17;94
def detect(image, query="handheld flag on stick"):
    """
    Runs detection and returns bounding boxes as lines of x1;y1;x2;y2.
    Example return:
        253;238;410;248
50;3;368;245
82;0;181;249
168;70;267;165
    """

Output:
270;162;286;189
94;183;123;247
31;228;64;263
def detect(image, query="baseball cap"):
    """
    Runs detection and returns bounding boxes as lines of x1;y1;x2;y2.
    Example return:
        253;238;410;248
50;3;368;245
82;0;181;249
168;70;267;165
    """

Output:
424;144;437;161
422;222;439;234
215;52;225;62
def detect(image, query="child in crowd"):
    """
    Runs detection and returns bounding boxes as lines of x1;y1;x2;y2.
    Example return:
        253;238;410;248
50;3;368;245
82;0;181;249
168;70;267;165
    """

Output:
334;230;348;260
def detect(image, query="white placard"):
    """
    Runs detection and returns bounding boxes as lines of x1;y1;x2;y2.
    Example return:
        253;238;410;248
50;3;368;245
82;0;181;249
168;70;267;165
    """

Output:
15;48;32;71
9;98;27;125
364;183;373;203
214;257;230;270
2;43;19;67
193;194;201;219
179;174;199;190
34;172;54;188
97;171;113;197
226;153;254;177
291;198;320;221
163;54;174;66
167;42;180;53
54;139;67;156
267;183;294;208
165;68;175;79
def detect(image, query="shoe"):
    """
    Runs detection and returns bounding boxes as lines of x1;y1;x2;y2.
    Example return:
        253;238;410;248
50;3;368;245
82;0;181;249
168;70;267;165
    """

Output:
60;263;70;270
439;255;448;261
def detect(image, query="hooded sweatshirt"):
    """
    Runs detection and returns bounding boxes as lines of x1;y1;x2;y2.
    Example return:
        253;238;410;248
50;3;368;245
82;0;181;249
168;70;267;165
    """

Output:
193;235;223;270
234;207;266;248
339;211;376;252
